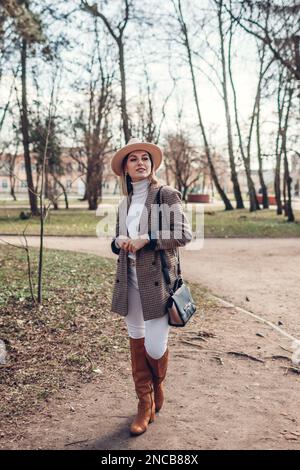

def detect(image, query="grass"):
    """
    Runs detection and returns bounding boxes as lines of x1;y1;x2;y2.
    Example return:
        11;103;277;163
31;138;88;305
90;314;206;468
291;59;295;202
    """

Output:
0;244;209;429
203;208;300;238
0;208;104;236
0;195;119;205
0;204;300;237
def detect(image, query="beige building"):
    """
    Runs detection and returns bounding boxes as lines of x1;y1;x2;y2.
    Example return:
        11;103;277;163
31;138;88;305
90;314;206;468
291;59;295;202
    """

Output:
1;149;298;199
0;150;87;197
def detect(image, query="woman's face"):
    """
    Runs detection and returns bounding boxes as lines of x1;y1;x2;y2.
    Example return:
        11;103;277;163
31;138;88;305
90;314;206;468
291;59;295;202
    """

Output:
124;150;152;182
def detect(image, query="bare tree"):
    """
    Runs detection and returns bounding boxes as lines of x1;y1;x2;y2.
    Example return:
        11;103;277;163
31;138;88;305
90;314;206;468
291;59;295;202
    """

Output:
221;1;266;211
226;1;300;81
171;0;234;210
131;60;176;144
163;131;204;201
274;67;287;214
282;84;295;222
81;0;132;143
213;0;245;209
1;0;46;215
255;42;274;209
0;65;59;304
71;20;115;210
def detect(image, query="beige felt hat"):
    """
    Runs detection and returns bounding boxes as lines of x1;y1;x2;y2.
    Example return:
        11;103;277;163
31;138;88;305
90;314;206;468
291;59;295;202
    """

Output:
111;137;163;176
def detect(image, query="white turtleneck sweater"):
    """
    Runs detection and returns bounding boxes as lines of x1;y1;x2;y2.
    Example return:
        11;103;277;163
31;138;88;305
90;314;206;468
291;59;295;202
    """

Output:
116;178;150;260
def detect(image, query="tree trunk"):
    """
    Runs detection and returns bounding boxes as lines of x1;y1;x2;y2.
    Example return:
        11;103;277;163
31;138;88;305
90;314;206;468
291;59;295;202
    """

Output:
118;39;131;142
9;167;17;201
255;45;270;209
274;70;286;215
228;14;260;212
246;95;261;212
44;163;49;199
182;186;188;201
282;87;295;222
176;0;233;210
10;186;17;200
20;39;39;216
86;158;101;210
218;0;244;209
256;92;269;209
54;177;69;209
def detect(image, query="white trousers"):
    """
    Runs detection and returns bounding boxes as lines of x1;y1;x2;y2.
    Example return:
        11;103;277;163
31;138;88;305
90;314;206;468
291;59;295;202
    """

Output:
125;263;170;360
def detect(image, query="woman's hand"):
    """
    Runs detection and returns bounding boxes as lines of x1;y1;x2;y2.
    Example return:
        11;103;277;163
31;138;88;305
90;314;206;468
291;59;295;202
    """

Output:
115;235;130;250
123;237;149;253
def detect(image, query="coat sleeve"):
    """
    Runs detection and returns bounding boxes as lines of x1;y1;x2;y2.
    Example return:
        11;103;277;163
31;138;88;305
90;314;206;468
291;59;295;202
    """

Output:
147;187;193;251
111;206;121;255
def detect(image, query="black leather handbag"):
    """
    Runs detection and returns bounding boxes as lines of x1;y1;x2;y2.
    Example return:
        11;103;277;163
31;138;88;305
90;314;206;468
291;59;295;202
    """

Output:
155;186;197;327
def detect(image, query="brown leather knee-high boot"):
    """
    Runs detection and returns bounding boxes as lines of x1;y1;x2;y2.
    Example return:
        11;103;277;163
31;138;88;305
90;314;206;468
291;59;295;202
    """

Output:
145;348;169;413
129;337;155;436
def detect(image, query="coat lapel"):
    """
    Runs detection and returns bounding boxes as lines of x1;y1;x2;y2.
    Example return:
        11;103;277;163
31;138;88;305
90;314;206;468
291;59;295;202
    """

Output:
138;182;160;237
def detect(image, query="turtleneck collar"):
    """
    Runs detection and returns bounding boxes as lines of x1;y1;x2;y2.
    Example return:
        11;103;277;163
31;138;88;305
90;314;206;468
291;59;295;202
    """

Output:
131;178;150;195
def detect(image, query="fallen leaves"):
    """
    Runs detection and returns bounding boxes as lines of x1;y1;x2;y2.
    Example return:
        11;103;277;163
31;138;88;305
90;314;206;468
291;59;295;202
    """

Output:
0;245;129;428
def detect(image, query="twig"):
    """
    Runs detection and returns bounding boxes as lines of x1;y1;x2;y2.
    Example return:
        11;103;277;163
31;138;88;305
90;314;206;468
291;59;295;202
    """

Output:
227;351;265;363
65;438;90;447
269;355;291;362
281;366;300;375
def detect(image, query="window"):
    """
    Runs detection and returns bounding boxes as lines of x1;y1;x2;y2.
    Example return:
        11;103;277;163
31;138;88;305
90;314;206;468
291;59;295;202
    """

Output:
66;180;72;189
2;180;8;188
21;180;27;188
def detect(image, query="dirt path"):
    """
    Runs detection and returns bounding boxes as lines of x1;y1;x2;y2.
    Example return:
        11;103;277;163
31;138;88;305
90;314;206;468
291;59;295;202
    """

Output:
2;298;300;450
1;236;300;450
2;236;300;339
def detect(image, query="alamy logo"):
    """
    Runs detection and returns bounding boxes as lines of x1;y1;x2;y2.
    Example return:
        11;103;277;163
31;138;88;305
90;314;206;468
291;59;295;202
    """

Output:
96;199;204;251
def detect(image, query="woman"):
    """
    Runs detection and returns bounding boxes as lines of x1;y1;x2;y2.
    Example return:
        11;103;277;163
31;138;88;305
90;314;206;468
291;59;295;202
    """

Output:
110;137;192;436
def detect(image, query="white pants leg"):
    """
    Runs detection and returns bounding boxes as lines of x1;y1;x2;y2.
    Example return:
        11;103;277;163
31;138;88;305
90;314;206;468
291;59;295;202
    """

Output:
125;263;169;360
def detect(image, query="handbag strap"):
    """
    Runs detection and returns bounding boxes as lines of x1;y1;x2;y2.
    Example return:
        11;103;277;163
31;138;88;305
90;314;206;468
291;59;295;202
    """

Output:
155;186;182;292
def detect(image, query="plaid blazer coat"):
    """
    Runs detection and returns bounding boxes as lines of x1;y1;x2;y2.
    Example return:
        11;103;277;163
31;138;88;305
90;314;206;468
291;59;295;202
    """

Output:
110;182;192;321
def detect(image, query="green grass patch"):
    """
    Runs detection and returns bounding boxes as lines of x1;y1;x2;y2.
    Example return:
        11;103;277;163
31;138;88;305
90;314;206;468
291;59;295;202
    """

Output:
0;207;105;236
1;204;299;238
203;208;300;238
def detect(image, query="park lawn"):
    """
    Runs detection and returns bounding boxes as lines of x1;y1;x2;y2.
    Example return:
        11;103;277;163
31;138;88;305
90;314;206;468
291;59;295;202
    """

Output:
0;206;300;238
0;245;208;428
0;207;104;236
202;208;300;238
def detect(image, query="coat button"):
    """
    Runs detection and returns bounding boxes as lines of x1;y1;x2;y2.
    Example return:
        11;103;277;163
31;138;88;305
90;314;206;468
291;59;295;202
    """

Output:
152;261;155;265
116;279;119;283
154;281;159;286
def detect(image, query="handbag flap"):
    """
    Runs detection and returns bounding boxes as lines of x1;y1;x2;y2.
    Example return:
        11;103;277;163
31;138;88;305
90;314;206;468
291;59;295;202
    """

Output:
172;283;195;312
